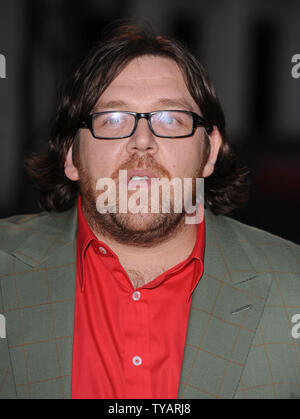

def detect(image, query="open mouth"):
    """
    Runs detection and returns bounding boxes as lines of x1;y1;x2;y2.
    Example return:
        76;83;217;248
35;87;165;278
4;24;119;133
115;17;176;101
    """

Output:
130;175;150;181
127;169;157;187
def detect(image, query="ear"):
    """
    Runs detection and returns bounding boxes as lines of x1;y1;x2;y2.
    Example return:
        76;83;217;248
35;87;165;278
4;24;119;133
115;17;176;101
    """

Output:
64;145;79;181
202;126;222;178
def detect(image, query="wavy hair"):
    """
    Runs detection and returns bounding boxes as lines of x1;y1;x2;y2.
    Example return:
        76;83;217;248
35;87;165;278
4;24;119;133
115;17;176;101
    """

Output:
25;21;249;214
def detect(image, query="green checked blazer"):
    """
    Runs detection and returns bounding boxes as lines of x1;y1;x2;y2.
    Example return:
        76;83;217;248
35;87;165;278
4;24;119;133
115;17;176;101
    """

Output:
0;205;300;399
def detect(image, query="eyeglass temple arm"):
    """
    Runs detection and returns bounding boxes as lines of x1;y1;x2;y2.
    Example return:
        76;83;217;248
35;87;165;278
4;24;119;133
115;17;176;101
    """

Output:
195;115;213;134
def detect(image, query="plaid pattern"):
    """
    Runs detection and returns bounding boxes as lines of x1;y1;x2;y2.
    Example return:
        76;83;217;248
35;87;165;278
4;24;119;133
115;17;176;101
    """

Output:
0;206;300;399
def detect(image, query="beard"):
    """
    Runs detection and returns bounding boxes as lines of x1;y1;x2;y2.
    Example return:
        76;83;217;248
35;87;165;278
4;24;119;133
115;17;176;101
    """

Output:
77;153;204;247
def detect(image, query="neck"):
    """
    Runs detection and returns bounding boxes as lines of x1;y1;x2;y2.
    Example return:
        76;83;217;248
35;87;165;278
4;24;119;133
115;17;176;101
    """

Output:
87;212;198;272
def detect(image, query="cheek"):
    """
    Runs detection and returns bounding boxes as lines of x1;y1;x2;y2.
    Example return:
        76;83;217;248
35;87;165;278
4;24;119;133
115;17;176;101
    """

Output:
79;140;120;178
169;141;203;177
189;137;208;169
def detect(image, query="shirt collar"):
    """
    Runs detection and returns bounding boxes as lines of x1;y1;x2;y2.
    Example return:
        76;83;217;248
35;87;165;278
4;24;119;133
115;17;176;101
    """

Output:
77;195;97;260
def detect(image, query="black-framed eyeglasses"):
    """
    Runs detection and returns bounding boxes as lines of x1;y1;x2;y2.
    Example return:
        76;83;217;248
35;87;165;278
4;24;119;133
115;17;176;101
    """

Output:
80;110;213;140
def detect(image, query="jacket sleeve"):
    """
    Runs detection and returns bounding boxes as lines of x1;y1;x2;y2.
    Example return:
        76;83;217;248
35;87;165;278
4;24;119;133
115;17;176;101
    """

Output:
0;280;17;399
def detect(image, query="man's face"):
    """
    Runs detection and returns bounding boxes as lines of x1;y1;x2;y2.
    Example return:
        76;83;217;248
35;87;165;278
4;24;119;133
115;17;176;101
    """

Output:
65;55;221;245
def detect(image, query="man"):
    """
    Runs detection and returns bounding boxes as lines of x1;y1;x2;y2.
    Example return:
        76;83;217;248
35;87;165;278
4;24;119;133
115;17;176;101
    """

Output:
0;23;300;400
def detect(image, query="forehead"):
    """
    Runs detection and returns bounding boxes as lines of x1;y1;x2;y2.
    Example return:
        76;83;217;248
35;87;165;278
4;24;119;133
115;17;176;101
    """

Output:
95;55;199;112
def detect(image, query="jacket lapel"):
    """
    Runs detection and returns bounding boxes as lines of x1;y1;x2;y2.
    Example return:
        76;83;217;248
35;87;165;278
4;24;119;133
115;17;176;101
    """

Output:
178;210;272;399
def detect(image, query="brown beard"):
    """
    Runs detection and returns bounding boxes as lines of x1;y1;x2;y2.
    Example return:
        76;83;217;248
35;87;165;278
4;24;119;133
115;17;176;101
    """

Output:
77;153;204;247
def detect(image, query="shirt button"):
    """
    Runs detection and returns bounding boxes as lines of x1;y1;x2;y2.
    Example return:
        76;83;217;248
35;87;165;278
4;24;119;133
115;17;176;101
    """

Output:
132;291;141;301
99;246;107;255
132;356;142;366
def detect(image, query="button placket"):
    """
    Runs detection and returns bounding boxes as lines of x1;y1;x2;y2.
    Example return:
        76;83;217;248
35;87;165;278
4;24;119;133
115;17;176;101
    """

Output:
123;287;150;395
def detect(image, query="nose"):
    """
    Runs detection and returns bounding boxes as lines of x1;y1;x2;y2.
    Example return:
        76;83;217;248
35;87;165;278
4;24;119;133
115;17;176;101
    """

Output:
126;116;158;155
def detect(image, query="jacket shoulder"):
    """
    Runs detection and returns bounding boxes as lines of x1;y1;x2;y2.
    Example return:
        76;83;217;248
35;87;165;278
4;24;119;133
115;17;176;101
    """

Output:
216;212;300;270
0;208;77;255
0;212;48;252
0;212;48;228
224;214;299;249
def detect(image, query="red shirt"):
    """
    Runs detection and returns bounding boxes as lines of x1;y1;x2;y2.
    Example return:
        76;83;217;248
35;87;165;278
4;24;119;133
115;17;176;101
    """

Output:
71;196;205;399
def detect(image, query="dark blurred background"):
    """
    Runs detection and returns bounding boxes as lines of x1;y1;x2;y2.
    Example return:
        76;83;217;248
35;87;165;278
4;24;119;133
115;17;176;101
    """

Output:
0;0;299;243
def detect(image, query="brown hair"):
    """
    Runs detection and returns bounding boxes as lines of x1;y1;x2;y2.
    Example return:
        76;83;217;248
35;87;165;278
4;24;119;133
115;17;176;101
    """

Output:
26;21;249;214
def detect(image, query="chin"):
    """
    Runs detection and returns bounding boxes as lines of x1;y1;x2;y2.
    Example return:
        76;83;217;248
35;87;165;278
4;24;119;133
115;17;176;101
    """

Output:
115;211;166;233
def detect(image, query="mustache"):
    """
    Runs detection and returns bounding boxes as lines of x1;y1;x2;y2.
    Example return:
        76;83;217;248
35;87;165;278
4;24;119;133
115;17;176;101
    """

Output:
110;154;171;180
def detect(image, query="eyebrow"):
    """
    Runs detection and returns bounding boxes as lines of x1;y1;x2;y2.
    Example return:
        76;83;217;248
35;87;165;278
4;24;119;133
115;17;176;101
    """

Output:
155;98;195;111
93;100;128;111
93;98;196;112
